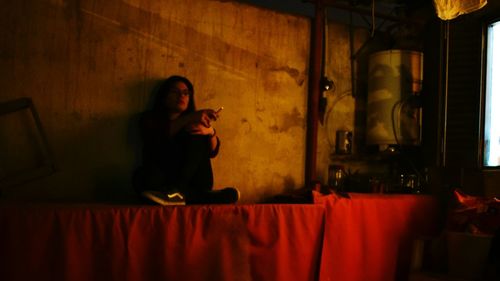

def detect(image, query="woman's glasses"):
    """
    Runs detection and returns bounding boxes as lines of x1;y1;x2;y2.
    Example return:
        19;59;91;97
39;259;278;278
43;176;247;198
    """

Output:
170;89;191;96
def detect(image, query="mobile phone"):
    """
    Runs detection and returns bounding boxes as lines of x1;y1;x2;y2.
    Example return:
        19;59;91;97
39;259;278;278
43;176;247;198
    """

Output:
215;107;224;114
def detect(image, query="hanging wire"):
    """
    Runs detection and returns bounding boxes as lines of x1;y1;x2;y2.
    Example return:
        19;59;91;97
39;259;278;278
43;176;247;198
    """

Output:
325;90;352;148
371;0;375;37
322;6;329;96
323;7;328;75
391;99;403;146
391;96;423;180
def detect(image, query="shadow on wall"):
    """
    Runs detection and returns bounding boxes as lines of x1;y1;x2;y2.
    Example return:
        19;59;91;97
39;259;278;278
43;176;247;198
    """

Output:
92;78;163;203
258;174;306;203
126;78;165;170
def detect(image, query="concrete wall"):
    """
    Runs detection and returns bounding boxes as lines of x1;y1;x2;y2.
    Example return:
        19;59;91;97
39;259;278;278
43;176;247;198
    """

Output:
0;0;310;202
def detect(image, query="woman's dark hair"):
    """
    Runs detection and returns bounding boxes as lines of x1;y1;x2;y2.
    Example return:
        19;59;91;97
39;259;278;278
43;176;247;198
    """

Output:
152;75;195;115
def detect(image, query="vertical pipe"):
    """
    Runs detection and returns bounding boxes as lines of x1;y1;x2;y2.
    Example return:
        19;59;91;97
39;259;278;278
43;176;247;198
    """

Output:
305;0;325;187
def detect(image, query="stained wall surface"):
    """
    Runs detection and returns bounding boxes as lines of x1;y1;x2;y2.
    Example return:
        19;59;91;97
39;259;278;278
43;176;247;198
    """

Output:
0;0;310;202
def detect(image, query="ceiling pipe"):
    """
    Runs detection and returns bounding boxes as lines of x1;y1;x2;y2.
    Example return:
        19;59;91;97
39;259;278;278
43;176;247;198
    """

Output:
307;0;425;26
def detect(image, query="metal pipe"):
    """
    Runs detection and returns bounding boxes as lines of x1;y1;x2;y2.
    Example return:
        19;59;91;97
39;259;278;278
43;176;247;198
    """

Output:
305;0;325;187
316;1;425;26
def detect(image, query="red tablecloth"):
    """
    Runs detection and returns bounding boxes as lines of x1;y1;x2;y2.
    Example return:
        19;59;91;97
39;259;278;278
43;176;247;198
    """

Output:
315;193;441;281
0;204;325;281
0;194;441;281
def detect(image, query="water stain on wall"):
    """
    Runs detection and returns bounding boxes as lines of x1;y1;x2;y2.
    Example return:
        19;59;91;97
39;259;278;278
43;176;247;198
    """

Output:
268;107;304;133
269;65;305;86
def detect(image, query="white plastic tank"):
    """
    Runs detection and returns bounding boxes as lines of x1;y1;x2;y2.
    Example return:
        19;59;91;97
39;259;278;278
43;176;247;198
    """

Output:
366;50;423;149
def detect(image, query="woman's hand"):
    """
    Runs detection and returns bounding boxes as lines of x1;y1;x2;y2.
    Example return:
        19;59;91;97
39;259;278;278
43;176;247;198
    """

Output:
185;109;220;154
190;109;218;128
186;123;215;136
186;122;219;155
167;109;219;138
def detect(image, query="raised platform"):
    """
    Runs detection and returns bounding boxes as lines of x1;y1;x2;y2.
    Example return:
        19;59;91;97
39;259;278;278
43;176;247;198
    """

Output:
0;193;440;281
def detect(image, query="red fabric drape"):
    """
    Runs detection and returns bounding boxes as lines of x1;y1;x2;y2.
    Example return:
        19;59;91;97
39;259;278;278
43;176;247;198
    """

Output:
0;195;440;281
315;193;441;281
0;204;325;281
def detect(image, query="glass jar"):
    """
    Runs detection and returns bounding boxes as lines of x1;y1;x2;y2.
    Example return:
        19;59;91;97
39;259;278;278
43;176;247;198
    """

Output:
328;165;346;191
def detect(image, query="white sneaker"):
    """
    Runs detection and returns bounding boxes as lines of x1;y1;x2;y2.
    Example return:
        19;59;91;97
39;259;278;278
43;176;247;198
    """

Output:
141;190;186;206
